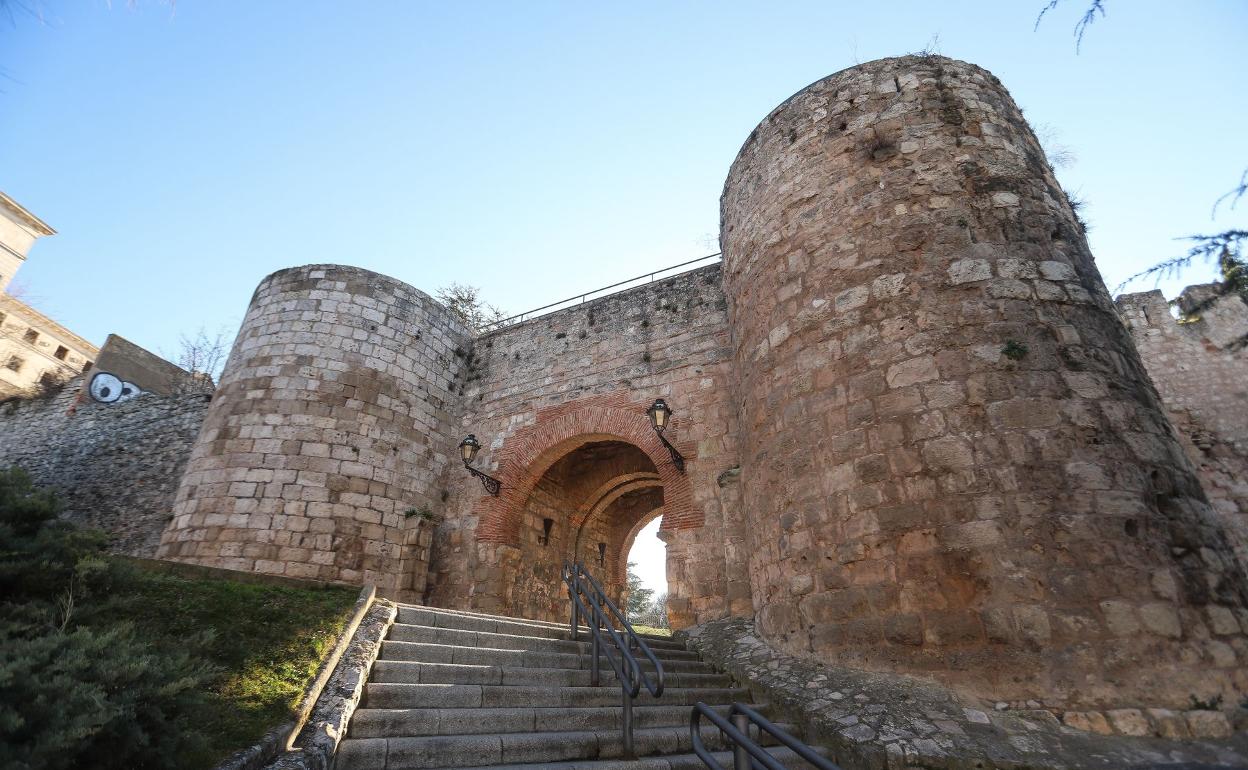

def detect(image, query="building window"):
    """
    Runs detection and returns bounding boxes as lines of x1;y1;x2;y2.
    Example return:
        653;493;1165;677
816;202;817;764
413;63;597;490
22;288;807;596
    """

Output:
5;356;22;372
23;328;38;344
54;345;69;360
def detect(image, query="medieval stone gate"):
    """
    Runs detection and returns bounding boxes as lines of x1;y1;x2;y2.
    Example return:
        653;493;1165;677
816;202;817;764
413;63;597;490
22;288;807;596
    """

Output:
140;55;1248;714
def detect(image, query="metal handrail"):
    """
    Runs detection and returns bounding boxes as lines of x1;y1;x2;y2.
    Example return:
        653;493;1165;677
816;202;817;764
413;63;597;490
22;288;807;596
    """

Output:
690;702;841;770
478;252;722;333
562;561;665;758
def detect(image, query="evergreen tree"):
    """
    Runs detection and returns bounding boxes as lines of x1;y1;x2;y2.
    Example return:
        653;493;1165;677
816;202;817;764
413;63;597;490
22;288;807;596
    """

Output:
625;562;654;621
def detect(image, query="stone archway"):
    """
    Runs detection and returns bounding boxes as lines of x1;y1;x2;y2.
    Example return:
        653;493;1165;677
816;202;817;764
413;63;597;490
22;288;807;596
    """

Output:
494;439;666;621
464;393;701;622
473;393;699;547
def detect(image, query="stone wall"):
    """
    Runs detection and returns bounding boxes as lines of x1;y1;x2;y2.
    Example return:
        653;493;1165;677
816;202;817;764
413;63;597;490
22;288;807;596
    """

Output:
10;52;1245;722
1118;286;1248;569
158;265;469;598
0;376;209;556
426;265;745;627
719;55;1248;710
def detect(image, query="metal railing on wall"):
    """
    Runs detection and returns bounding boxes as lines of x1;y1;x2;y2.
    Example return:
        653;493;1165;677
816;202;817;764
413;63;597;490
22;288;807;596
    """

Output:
478;252;722;333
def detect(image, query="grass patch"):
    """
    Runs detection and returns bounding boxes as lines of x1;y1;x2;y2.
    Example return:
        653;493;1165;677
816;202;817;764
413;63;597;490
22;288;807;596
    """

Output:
90;568;359;768
632;624;672;637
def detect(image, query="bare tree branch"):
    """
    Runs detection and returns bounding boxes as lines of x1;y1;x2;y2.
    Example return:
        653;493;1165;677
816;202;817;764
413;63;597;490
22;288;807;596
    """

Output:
165;325;229;391
1035;0;1106;52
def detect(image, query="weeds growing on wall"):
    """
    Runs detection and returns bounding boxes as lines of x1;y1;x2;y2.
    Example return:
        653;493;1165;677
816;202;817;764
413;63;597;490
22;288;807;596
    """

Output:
0;467;357;770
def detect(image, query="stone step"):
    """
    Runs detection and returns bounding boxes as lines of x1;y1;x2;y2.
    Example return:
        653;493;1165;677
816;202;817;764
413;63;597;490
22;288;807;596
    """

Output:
348;703;772;739
364;683;750;710
341;748;828;770
397;604;670;640
368;661;731;689
378;641;715;674
385;624;700;660
395;606;684;650
425;746;833;770
335;722;795;770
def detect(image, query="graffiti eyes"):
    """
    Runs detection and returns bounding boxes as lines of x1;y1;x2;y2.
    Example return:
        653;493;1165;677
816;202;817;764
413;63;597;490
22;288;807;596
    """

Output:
89;372;143;404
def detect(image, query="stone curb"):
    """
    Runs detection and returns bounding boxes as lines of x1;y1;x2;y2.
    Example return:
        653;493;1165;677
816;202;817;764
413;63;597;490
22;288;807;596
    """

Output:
213;584;386;770
262;598;398;770
285;584;379;751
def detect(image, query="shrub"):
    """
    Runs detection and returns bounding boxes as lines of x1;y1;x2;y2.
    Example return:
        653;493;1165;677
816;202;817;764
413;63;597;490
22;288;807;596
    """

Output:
0;623;214;770
0;467;214;769
0;468;121;624
0;466;355;768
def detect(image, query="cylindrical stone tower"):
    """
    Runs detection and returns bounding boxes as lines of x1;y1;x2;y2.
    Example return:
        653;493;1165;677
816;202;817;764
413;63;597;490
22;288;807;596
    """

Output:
158;265;471;597
720;56;1248;708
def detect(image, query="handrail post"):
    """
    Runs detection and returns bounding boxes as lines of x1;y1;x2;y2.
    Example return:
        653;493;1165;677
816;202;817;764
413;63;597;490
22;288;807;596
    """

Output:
569;566;579;640
590;610;601;686
622;689;635;759
732;712;750;770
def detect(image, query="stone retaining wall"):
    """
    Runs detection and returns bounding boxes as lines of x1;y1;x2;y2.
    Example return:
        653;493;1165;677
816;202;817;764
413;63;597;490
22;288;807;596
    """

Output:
685;615;1248;770
0;377;210;556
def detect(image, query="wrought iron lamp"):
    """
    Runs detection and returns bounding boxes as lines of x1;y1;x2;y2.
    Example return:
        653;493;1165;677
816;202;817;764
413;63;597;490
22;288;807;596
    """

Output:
459;434;501;496
646;398;685;473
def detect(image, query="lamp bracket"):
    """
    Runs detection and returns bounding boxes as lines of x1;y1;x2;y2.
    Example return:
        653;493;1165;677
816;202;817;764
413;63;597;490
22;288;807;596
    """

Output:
464;460;502;496
656;430;686;474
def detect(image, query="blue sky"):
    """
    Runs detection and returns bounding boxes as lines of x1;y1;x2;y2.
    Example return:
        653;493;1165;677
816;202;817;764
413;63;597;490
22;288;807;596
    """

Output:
3;0;1245;358
4;1;1245;594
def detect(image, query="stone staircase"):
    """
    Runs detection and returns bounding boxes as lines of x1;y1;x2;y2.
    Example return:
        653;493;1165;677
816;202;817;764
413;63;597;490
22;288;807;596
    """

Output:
334;605;818;770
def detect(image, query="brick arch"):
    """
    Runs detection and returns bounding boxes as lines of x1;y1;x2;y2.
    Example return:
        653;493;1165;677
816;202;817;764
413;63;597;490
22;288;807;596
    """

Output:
474;396;699;547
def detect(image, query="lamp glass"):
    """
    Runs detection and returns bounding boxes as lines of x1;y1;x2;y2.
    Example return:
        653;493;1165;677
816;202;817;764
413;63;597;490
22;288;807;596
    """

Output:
459;435;480;464
647;399;672;432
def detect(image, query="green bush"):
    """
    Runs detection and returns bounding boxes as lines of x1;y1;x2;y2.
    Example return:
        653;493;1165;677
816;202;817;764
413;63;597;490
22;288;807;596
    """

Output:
0;468;115;611
0;467;357;769
0;623;212;770
0;468;214;770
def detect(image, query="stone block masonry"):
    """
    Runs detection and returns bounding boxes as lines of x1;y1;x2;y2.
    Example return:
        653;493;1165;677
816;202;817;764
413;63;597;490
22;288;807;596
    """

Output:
426;265;746;628
157;265;470;599
0;376;210;556
1118;286;1248;570
720;55;1248;710
10;54;1248;728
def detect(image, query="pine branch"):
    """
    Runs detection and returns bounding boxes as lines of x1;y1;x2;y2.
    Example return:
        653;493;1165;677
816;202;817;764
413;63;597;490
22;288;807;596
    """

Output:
1213;169;1248;216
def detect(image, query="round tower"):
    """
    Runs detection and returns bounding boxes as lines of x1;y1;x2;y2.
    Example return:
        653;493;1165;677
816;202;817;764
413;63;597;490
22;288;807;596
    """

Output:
720;56;1248;708
158;265;471;597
